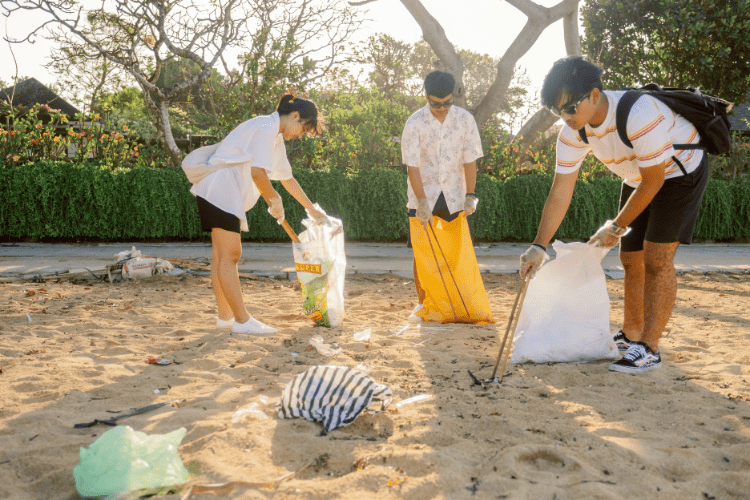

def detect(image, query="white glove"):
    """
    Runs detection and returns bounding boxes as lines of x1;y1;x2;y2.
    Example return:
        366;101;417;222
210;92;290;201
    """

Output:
306;204;329;224
267;195;285;224
520;244;547;279
415;198;432;225
588;219;631;248
464;194;478;215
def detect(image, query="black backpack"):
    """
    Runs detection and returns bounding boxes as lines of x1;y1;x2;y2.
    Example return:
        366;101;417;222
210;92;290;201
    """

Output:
578;84;733;174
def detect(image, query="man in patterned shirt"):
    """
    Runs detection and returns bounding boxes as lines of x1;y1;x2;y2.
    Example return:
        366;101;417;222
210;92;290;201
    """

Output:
519;56;710;374
401;70;484;322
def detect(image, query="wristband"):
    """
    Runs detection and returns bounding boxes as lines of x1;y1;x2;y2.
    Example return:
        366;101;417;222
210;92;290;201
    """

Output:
466;193;477;198
532;243;547;252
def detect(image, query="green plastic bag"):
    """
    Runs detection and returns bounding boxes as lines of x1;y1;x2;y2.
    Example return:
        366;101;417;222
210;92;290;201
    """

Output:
73;426;189;498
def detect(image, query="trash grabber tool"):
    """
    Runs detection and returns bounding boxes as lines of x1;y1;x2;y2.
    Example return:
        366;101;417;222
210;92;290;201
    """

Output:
423;221;458;322
428;222;469;320
260;193;300;243
281;220;300;243
490;274;530;380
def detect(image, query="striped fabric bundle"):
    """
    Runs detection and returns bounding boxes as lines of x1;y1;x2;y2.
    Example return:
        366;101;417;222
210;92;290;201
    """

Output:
277;365;392;433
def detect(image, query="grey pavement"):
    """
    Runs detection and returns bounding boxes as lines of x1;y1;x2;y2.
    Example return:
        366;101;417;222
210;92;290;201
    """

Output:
1;241;748;280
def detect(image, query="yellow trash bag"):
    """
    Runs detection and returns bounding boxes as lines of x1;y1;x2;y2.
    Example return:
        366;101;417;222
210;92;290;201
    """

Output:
411;214;494;324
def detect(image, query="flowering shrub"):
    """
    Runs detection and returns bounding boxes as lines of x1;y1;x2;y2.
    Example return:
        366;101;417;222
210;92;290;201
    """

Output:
0;103;163;169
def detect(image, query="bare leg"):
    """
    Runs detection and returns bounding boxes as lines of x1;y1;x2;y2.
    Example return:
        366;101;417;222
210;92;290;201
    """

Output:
641;241;679;352
211;228;250;324
619;249;645;341
413;258;426;305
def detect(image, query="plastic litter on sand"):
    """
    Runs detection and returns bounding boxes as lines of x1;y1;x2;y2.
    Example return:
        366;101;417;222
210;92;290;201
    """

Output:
353;328;372;342
395;394;432;408
231;402;268;423
309;335;342;356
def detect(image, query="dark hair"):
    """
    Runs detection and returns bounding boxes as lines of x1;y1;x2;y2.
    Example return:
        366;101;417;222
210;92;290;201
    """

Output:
276;94;325;137
424;70;455;99
541;56;604;109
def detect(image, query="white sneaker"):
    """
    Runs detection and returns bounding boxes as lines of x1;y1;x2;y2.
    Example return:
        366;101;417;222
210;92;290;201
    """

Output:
232;317;277;335
408;304;424;323
216;317;234;329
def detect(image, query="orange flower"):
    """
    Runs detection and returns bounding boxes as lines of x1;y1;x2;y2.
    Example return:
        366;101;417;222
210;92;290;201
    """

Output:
35;123;43;129
10;131;17;136
53;136;61;143
350;153;355;157
12;155;19;161
30;139;40;145
317;144;322;149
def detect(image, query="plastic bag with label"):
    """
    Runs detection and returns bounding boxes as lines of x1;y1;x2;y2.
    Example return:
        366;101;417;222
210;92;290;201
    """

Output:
510;241;619;364
293;205;346;327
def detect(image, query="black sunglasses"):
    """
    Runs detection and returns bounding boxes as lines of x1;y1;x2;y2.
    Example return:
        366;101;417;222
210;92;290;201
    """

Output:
428;98;454;109
549;92;591;117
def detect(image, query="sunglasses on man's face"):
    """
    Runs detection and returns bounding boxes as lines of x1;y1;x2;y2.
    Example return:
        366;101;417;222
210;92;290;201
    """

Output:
549;92;591;117
428;98;454;109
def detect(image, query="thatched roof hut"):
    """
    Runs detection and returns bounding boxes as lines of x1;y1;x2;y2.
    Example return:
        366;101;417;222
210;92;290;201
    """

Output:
0;78;80;119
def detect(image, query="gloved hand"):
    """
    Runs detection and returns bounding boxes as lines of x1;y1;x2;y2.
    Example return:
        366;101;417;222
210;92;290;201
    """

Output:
416;198;432;225
520;244;547;279
267;195;285;224
306;204;329;224
464;194;478;215
588;219;631;248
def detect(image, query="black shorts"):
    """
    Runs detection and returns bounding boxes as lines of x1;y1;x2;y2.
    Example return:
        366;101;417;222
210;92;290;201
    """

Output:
196;196;241;234
619;153;710;252
407;192;467;248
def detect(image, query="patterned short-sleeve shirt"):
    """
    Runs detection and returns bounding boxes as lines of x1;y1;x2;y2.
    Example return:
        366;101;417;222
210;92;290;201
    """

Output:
401;105;484;213
556;91;703;188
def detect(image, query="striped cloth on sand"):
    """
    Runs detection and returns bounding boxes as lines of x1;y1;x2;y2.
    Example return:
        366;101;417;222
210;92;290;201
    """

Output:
277;365;392;433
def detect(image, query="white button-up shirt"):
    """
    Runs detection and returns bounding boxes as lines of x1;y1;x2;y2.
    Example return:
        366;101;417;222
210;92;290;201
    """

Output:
401;104;483;214
190;112;293;232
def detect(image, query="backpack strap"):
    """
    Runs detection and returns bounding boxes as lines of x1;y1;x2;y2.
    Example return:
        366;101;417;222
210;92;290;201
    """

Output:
615;90;690;176
615;90;641;148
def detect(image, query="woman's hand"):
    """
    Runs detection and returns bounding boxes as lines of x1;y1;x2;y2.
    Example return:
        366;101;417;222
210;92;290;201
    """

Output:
306;205;328;224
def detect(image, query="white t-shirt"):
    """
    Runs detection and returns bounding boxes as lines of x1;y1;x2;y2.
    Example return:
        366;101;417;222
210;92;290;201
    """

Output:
190;112;293;232
556;91;704;188
401;105;484;213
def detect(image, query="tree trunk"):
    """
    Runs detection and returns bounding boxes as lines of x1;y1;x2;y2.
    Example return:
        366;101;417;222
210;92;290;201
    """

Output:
396;0;580;142
142;88;183;167
512;4;582;148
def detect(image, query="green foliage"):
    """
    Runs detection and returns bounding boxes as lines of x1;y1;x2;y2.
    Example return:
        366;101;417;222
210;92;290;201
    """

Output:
0;161;200;240
581;0;750;104
0;102;159;169
288;88;414;172
2;162;748;243
709;134;750;181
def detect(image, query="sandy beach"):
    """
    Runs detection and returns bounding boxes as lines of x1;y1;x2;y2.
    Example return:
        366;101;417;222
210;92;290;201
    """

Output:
1;270;749;499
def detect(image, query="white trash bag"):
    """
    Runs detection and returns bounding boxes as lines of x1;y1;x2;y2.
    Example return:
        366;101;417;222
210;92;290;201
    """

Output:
293;205;346;327
510;240;619;364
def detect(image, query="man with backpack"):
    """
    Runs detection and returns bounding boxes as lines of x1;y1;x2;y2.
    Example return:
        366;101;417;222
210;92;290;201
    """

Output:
519;56;726;374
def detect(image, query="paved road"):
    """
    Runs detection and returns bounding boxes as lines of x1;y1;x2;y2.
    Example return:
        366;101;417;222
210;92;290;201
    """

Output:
1;241;748;280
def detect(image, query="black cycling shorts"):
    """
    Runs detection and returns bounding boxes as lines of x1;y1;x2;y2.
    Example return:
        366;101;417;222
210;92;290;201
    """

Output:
619;153;710;252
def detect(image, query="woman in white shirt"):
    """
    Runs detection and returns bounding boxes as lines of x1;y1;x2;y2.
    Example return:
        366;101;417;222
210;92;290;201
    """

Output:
190;94;326;335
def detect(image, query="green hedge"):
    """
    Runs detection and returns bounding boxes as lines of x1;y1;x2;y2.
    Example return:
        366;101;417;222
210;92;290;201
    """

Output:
1;161;748;242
